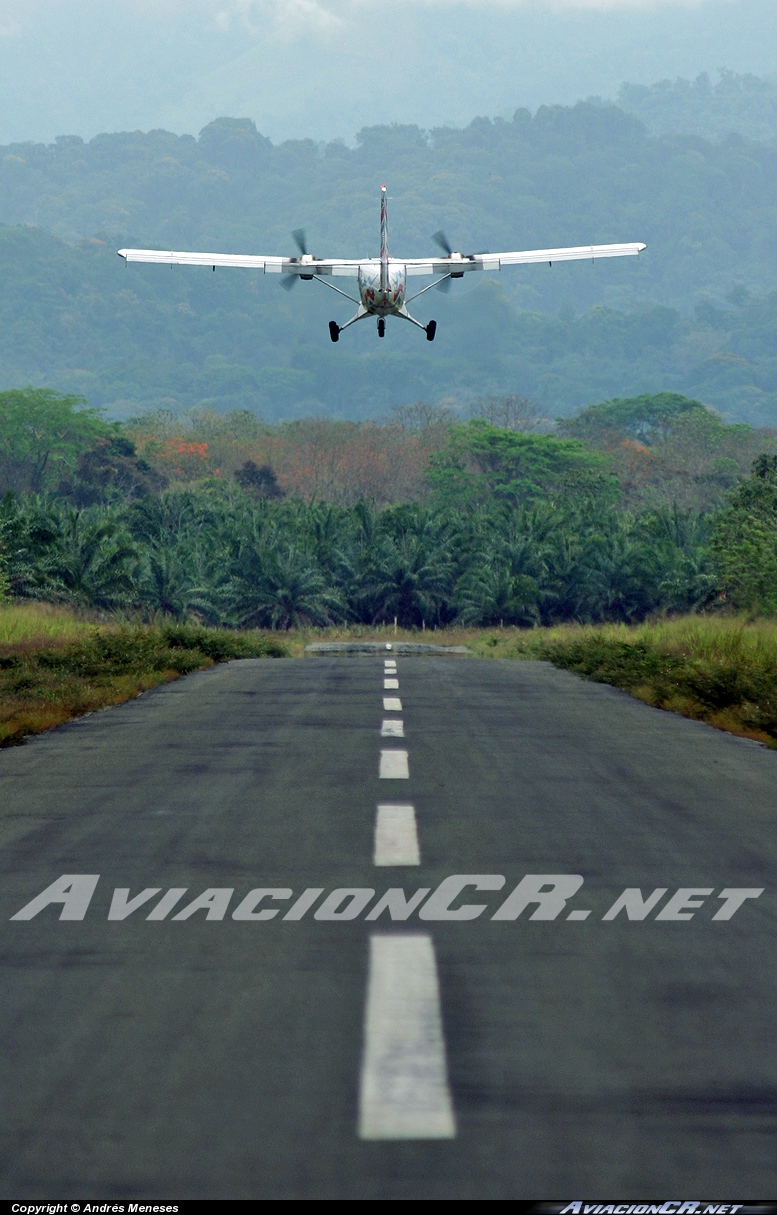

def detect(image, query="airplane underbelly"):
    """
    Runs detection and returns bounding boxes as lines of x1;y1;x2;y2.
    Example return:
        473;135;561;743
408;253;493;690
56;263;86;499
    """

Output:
358;264;406;314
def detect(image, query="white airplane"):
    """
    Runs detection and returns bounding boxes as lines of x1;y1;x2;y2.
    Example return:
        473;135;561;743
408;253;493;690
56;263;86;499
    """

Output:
118;186;645;343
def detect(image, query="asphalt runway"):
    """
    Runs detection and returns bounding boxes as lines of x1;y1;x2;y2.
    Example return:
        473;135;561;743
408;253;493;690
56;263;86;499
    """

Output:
1;653;775;1198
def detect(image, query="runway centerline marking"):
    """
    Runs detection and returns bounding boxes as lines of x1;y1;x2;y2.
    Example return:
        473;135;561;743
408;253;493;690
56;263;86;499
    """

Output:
358;934;456;1140
383;697;402;712
379;749;409;779
384;678;400;690
381;718;404;737
373;804;421;866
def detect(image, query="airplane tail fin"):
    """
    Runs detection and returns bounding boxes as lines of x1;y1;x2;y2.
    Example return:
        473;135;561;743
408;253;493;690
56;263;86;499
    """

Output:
380;184;388;289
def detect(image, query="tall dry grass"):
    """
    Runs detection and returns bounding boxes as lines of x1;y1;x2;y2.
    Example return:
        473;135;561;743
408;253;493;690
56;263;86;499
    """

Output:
0;601;98;648
0;611;287;746
488;615;777;746
4;607;776;749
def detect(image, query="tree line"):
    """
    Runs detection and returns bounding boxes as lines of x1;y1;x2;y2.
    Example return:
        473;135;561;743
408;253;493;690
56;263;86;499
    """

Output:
1;387;775;627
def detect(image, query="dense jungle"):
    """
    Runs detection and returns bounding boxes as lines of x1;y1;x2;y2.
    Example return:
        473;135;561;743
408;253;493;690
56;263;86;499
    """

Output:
2;387;776;629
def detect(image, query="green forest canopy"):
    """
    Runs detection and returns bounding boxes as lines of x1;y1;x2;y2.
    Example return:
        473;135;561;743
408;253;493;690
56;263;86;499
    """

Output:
3;386;777;626
618;70;777;143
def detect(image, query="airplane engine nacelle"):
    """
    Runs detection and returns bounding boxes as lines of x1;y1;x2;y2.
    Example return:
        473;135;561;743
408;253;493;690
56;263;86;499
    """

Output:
358;262;406;315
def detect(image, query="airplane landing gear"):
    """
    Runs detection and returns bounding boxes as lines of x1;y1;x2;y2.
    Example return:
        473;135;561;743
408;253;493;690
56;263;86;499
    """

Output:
378;318;385;337
329;321;340;343
426;320;437;342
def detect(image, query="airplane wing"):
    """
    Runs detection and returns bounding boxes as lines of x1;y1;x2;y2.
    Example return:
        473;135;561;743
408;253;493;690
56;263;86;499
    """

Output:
118;240;645;277
402;242;646;276
117;249;363;276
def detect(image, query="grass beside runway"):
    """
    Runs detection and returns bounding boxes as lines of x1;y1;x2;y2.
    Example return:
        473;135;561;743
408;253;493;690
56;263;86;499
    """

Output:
0;602;288;746
5;604;777;749
491;615;777;748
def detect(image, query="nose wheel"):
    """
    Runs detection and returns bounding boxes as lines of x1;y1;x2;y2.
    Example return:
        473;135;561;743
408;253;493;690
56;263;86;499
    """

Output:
378;318;385;337
426;320;437;342
329;321;340;343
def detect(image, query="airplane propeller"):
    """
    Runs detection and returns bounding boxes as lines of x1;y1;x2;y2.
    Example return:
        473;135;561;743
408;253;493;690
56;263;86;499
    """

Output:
432;230;488;290
281;228;315;289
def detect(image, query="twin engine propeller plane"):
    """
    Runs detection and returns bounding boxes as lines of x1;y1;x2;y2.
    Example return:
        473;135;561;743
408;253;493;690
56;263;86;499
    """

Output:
118;186;646;343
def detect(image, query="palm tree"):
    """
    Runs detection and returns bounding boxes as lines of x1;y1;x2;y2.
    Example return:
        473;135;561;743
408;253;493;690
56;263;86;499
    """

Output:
363;532;453;627
46;505;138;608
223;544;345;629
454;563;539;626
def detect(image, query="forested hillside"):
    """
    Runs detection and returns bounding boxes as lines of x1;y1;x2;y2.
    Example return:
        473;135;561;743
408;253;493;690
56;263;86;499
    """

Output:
0;99;772;425
1;100;777;421
618;71;777;142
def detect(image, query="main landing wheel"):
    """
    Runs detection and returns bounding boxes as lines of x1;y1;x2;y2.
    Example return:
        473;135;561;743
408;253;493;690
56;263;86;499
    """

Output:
378;318;385;337
426;320;437;342
329;321;340;343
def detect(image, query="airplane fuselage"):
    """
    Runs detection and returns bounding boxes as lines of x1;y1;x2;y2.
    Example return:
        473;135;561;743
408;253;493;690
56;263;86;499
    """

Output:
357;261;406;315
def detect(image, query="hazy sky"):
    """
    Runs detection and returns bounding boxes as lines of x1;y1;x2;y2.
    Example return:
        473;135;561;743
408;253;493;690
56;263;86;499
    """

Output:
0;0;773;145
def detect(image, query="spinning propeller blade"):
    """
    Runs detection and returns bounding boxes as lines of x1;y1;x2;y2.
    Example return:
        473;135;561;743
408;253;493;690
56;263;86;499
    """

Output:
432;230;453;257
432;230;489;290
281;228;315;288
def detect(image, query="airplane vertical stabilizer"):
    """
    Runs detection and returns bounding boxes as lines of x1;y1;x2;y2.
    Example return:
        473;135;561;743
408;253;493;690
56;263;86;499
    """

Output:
380;185;388;291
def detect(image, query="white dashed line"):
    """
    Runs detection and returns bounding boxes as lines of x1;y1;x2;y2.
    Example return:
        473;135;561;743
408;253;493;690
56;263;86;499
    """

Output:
373;804;421;865
383;678;399;690
384;662;397;671
381;719;404;737
380;750;409;779
383;697;402;712
358;934;456;1139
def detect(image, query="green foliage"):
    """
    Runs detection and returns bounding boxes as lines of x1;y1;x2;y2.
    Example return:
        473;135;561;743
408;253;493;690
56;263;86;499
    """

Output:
711;454;777;614
57;434;164;506
618;71;777;142
0;619;287;745
32;625;286;677
223;546;346;630
428;421;615;508
0;387;107;494
360;525;453;629
560;392;707;444
22;472;726;628
0;476;717;630
558;393;777;512
158;623;287;660
509;615;777;743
